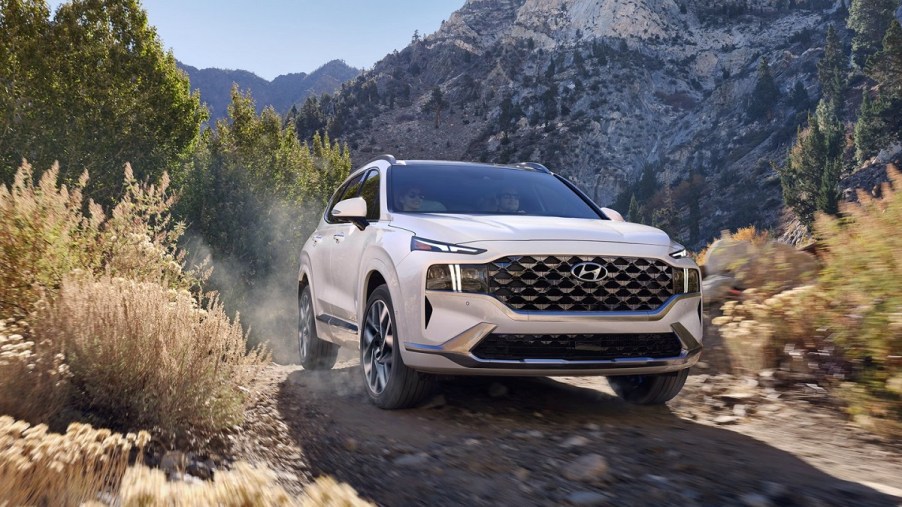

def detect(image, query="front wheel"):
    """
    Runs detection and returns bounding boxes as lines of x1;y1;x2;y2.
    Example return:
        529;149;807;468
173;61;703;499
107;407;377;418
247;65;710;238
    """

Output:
361;285;434;409
298;285;338;370
607;369;689;405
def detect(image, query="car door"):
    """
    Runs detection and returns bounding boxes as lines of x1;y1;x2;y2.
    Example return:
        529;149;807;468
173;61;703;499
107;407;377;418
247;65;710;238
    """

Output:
330;168;382;330
308;172;365;326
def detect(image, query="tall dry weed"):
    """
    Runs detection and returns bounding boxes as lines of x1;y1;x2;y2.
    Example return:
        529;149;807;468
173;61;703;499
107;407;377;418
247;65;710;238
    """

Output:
814;165;902;431
0;162;202;320
32;276;268;438
0;415;150;506
0;318;70;424
117;465;372;507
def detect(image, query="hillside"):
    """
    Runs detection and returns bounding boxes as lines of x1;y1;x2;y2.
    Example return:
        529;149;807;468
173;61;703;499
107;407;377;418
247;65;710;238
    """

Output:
179;59;360;120
294;0;849;247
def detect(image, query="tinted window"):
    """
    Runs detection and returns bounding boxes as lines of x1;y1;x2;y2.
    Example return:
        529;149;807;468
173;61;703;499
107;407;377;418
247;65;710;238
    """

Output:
360;169;381;220
326;172;365;223
388;164;602;219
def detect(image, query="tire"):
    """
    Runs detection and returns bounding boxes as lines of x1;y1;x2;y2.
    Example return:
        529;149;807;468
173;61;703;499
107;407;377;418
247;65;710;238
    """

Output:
360;285;434;409
298;285;338;370
607;369;689;405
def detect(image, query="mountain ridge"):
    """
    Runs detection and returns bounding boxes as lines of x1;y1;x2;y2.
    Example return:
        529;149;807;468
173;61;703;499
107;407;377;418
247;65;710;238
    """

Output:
178;59;361;120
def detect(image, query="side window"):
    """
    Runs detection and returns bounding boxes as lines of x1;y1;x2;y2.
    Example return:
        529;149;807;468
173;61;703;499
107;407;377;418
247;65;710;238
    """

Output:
360;169;381;221
326;173;365;223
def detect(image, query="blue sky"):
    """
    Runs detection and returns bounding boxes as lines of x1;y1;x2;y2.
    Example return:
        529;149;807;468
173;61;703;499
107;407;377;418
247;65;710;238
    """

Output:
46;0;464;80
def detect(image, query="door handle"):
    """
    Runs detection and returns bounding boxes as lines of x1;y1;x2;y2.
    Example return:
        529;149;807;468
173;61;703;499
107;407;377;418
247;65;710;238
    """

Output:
312;235;323;246
333;233;345;243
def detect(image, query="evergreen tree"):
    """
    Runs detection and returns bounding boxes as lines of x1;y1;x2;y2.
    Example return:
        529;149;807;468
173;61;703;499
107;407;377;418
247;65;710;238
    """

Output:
817;25;847;107
866;20;902;95
748;57;781;120
293;96;326;141
422;87;448;128
854;89;887;163
815;98;843;160
777;109;842;227
848;0;897;67
627;194;641;223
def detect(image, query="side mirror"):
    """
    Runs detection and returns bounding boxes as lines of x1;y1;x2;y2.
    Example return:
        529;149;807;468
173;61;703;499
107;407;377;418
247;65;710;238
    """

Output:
332;197;368;230
601;207;625;222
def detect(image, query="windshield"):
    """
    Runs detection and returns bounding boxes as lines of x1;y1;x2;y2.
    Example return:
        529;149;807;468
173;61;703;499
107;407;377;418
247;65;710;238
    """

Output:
388;164;603;219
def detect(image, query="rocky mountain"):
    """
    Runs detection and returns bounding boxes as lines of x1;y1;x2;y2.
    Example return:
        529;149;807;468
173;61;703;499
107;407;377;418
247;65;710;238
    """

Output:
179;59;360;120
302;0;851;247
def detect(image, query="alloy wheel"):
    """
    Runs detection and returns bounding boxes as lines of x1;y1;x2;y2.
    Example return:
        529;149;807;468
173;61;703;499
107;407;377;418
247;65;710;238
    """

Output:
362;300;394;395
298;290;313;363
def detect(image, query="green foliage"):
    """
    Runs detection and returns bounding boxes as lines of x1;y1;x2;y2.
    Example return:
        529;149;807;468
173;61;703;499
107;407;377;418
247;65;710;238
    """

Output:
0;161;198;319
176;87;350;355
790;80;811;111
776;102;843;228
817;25;847;107
748;57;780;120
627;194;641;223
854;89;889;163
0;0;205;205
867;20;902;96
848;0;897;67
815;167;902;433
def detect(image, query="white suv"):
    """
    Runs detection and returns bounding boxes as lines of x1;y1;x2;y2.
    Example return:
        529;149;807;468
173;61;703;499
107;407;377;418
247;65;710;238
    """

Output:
298;156;702;409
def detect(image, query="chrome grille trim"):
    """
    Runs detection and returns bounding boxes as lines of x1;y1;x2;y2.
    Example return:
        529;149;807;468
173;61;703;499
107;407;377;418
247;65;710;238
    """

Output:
486;255;675;312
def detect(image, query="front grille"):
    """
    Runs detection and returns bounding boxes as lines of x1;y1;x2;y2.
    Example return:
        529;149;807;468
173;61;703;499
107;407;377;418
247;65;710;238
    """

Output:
472;333;683;361
486;255;674;312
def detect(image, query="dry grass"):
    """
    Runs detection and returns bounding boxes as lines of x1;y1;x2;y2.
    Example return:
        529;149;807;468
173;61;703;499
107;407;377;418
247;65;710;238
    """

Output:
713;286;822;374
32;275;269;438
0;318;70;425
813;165;902;433
0;162;201;320
695;226;771;266
0;415;150;507
117;466;373;507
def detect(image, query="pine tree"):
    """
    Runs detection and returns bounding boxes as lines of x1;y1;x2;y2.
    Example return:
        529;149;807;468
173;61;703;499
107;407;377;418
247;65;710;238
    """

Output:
815;98;843;160
422;87;449;128
854;89;887;163
817;25;847;107
848;0;897;67
748;57;781;120
627;194;641;223
777;108;842;227
790;80;811;110
866;20;902;96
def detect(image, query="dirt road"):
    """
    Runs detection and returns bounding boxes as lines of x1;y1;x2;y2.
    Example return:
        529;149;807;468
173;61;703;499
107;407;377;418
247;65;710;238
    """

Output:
224;358;902;507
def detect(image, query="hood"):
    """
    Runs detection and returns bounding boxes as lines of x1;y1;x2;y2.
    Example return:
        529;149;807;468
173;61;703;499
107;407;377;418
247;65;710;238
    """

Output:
389;214;670;246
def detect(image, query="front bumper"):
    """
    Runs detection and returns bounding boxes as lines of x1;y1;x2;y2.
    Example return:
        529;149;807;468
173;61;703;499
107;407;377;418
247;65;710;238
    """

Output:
401;290;703;376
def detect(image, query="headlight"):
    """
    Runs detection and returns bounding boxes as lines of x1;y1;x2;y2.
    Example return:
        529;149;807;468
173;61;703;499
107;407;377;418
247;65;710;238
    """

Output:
669;240;688;258
411;237;486;255
426;264;488;293
672;267;701;294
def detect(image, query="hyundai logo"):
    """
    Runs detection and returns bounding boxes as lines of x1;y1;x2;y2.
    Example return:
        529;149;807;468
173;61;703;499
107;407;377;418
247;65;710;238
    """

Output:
571;261;607;282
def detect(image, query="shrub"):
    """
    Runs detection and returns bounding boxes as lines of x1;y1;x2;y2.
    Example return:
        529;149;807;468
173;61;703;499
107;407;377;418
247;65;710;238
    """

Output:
0;318;69;425
0;162;200;320
713;286;825;374
695;226;770;266
814;165;902;432
116;465;371;507
0;415;150;506
32;276;269;438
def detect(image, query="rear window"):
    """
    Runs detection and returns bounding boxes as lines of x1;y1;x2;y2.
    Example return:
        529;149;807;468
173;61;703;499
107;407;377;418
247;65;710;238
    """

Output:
388;164;602;219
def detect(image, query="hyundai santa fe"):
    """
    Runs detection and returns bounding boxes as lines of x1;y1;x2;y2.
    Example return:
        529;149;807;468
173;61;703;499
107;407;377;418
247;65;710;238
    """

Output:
298;155;702;409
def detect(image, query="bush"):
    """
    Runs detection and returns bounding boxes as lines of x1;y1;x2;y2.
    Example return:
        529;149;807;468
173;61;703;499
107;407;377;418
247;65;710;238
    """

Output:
117;466;372;507
0;319;69;425
33;276;268;438
0;162;200;320
814;165;902;432
0;415;150;506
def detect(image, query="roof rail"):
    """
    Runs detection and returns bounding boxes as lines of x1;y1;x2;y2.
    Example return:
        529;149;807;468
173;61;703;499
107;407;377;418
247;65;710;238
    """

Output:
364;154;397;166
515;161;551;174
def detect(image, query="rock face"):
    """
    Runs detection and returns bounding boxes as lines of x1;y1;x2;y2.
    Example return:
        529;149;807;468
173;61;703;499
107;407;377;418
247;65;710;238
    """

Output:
321;0;847;246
